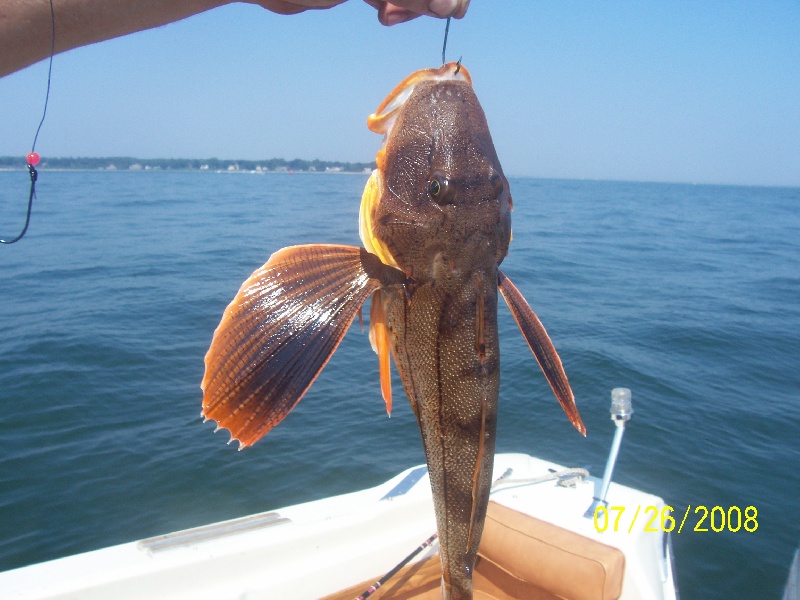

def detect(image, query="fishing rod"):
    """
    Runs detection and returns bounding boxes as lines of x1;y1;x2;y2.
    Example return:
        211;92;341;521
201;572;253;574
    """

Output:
354;531;439;600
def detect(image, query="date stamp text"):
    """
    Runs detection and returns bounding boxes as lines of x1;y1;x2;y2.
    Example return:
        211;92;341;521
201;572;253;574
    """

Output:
593;505;758;534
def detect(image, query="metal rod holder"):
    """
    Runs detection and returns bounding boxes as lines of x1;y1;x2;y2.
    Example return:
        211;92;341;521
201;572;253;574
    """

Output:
584;388;633;519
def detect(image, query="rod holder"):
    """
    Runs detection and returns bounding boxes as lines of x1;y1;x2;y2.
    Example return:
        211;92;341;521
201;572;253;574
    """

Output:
584;388;633;519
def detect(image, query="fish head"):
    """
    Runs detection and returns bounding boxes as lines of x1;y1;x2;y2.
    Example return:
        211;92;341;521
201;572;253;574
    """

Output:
360;63;512;283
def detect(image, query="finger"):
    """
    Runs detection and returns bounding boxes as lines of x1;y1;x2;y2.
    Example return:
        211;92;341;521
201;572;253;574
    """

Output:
379;4;421;26
250;0;347;15
363;0;469;25
384;0;470;19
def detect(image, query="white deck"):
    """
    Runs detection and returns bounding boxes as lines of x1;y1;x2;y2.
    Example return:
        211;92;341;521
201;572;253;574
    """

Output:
0;453;678;600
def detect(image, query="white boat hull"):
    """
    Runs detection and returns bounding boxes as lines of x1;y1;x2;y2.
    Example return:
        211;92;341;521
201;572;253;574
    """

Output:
0;453;678;600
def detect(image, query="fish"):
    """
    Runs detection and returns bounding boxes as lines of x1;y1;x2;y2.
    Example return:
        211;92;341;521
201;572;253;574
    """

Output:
201;62;585;599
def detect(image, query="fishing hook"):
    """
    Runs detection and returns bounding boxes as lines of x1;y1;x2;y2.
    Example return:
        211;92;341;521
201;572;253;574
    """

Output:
440;17;462;75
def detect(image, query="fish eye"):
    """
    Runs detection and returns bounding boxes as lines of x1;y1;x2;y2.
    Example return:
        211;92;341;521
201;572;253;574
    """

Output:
427;170;450;203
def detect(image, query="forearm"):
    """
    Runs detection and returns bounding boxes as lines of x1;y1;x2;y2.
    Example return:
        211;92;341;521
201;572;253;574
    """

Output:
0;0;467;77
0;0;229;77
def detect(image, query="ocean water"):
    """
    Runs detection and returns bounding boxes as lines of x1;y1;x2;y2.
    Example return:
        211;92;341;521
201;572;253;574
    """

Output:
0;171;798;599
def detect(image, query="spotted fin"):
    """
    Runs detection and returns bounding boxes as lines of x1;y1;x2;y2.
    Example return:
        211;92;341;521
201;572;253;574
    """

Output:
498;270;586;435
201;245;385;448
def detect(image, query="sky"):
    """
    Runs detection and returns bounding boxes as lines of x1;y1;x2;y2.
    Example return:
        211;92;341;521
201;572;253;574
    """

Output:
0;1;798;186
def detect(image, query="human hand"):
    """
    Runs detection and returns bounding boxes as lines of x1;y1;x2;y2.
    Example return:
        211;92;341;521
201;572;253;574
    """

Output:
247;1;470;24
363;1;470;25
1;0;469;78
246;1;348;15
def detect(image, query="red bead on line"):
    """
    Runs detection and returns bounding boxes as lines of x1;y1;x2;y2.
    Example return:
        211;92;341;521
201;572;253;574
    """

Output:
27;152;40;166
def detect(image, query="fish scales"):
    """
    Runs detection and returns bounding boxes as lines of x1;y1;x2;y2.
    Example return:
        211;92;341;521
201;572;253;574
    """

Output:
368;73;509;598
201;63;584;600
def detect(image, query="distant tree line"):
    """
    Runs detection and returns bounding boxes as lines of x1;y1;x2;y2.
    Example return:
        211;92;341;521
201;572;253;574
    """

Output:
0;156;376;173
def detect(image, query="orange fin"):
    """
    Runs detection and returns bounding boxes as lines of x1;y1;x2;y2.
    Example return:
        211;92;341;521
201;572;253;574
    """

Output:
201;245;382;448
498;270;586;435
369;290;392;416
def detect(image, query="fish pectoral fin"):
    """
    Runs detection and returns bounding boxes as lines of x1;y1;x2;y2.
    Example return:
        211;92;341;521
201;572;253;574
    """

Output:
368;289;393;416
201;245;382;448
498;270;586;435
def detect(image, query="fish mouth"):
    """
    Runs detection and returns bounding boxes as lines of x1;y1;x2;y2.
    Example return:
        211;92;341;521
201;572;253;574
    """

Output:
367;62;472;137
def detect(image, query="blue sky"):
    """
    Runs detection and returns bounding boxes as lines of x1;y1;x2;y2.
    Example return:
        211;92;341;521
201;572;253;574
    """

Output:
1;1;798;186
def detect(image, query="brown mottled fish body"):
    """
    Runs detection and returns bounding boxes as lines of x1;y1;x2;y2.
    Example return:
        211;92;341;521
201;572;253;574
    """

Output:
366;75;510;598
201;64;584;600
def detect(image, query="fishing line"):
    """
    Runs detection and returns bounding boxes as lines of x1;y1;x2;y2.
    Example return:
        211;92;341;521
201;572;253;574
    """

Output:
440;17;462;75
441;17;450;64
1;0;55;244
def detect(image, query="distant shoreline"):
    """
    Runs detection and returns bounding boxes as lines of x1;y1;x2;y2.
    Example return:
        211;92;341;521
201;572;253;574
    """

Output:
0;167;372;175
0;156;376;174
